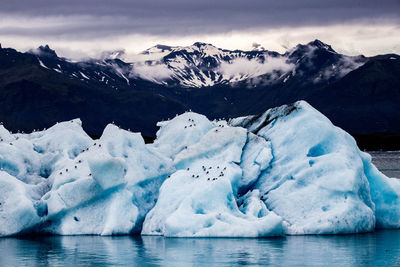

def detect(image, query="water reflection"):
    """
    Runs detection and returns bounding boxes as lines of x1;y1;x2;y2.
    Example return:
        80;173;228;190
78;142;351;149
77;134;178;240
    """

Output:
0;230;400;266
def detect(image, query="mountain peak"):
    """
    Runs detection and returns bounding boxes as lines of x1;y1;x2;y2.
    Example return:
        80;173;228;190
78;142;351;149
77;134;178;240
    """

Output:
189;42;222;56
307;39;336;53
192;42;212;47
38;45;58;57
154;44;173;51
101;49;126;60
252;43;265;51
191;42;219;51
141;44;174;55
288;39;337;57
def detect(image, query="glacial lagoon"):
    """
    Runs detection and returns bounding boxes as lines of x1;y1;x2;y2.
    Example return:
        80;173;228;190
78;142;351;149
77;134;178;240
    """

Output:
1;230;400;266
370;151;400;179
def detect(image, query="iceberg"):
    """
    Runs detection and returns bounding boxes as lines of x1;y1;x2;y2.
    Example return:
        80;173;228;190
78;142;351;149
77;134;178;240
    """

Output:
0;172;40;236
230;102;376;234
142;125;284;237
1;120;173;236
0;101;399;237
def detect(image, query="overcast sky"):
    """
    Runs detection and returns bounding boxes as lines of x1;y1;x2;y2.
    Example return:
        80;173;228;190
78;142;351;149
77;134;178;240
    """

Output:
0;0;399;59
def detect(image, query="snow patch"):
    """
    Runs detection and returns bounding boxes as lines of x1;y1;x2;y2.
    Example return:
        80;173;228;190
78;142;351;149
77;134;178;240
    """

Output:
79;72;90;80
37;58;49;69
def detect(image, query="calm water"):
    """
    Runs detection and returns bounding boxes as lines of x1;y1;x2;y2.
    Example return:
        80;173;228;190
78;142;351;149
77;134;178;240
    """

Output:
370;151;400;178
0;230;400;266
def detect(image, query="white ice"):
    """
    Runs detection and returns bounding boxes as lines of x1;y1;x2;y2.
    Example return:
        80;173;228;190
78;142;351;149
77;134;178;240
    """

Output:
0;101;399;237
231;101;376;234
143;125;284;237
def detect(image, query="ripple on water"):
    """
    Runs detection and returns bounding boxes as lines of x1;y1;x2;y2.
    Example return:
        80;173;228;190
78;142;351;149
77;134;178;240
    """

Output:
1;230;400;266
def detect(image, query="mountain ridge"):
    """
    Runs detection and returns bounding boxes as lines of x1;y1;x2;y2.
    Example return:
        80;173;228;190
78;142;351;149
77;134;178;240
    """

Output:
19;39;366;89
0;40;399;149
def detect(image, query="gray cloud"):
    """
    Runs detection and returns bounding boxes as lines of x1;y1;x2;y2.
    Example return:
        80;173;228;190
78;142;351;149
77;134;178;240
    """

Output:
1;0;399;36
0;0;399;58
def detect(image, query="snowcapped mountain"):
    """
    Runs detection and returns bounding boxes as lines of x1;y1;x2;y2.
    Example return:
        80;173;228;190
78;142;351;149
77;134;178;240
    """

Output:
28;45;132;90
0;40;399;143
129;40;365;88
130;42;291;87
27;40;366;89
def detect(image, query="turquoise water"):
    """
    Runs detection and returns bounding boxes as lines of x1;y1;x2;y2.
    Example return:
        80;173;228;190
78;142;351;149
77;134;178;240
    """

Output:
1;230;400;266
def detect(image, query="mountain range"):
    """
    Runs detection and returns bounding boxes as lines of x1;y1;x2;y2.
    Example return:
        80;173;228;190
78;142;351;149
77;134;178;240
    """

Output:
0;40;399;149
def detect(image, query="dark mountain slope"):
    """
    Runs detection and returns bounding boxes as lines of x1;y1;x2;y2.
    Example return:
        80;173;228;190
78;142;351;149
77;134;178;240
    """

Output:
308;54;400;134
0;41;399;149
0;48;186;137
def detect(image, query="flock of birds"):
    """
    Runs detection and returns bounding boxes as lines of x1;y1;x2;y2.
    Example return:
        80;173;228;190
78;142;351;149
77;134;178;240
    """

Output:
184;118;196;129
166;165;228;182
1;117;234;186
58;141;105;178
198;165;227;181
182;117;228;131
173;117;231;182
55;120;134;179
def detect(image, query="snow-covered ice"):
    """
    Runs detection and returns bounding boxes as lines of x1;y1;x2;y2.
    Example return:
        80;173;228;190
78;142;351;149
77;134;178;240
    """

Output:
0;101;400;237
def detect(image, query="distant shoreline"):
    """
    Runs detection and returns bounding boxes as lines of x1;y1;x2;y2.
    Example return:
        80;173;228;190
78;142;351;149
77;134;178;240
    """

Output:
369;150;400;179
353;134;400;151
